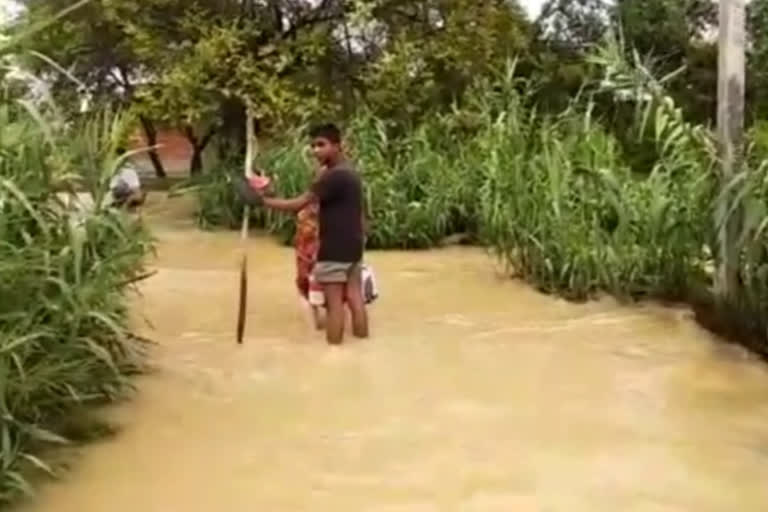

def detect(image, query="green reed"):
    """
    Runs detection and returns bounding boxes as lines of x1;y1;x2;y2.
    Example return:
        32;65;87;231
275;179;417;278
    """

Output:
196;39;768;353
0;98;152;504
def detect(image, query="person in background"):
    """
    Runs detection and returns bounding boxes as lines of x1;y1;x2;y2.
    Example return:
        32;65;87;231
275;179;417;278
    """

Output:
109;147;145;210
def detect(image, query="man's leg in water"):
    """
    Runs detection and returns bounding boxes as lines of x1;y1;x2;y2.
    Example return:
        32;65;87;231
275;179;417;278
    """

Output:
323;283;346;344
345;265;369;339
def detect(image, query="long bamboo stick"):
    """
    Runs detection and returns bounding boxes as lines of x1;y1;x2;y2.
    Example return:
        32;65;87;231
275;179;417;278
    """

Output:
236;110;256;344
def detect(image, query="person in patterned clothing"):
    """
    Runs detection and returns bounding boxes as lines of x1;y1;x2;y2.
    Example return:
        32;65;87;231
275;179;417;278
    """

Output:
295;165;325;329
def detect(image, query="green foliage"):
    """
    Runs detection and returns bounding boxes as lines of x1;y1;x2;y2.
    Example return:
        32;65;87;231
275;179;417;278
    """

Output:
0;92;151;504
14;0;340;174
193;143;309;243
475;95;711;299
748;0;768;119
748;121;768;163
191;169;245;231
616;0;715;57
197;52;712;301
130;8;325;136
535;0;719;125
536;0;611;49
198;111;483;249
704;148;768;355
360;0;530;123
197;37;768;337
14;0;533;170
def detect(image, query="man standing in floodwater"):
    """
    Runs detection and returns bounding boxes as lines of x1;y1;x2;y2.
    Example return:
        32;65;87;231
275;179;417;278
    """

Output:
256;123;369;345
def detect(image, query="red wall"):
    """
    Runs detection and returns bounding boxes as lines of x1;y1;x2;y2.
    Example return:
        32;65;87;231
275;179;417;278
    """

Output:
128;129;192;177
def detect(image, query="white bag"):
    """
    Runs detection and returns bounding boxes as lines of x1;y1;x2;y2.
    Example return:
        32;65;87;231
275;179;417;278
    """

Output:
362;264;379;305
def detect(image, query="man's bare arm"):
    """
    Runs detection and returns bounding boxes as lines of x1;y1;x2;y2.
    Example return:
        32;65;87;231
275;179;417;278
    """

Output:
261;191;314;213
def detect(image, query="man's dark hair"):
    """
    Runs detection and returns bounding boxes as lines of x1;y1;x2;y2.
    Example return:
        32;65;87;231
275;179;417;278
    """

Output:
309;123;342;144
116;147;127;156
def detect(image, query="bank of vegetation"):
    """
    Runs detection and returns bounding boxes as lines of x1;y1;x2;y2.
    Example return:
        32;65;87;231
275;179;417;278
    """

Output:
0;37;152;507
195;39;768;358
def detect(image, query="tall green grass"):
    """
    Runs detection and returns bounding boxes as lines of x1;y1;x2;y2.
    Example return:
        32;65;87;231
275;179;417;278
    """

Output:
471;45;717;300
196;39;768;352
197;112;482;249
190;145;310;244
197;51;715;291
0;97;152;504
705;143;768;355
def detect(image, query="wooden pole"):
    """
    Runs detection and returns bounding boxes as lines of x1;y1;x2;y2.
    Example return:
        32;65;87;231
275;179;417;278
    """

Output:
236;110;256;344
716;0;746;299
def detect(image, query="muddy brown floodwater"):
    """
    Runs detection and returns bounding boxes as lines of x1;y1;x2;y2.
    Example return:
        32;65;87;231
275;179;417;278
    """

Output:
18;195;768;511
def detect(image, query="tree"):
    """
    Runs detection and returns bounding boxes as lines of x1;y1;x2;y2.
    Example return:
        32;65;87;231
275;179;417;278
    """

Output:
530;0;611;111
132;22;325;173
128;0;532;156
615;0;718;124
354;0;531;124
533;0;719;124
15;0;530;169
614;0;716;79
616;0;716;59
15;0;172;177
14;0;343;174
536;0;611;51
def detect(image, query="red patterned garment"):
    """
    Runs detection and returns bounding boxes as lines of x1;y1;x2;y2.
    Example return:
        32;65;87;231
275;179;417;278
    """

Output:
295;201;320;298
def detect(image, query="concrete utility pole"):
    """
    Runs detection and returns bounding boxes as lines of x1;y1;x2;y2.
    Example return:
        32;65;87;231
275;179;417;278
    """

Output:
716;0;746;298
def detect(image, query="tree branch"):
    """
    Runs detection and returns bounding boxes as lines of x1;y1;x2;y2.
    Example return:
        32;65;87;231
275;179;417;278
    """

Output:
199;126;217;151
183;125;217;151
270;0;283;33
183;125;198;146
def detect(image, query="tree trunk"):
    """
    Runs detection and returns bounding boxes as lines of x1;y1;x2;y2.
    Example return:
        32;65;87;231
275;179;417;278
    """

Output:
184;126;216;175
138;116;167;178
114;69;166;178
189;147;202;175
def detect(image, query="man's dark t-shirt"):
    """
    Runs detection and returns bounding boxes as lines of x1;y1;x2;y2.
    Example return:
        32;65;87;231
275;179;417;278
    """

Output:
311;161;364;263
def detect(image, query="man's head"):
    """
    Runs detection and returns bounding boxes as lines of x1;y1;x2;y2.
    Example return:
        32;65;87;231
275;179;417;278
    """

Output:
309;123;342;166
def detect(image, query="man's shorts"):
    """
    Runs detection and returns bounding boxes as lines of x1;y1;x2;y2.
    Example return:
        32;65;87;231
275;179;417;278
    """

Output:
314;261;362;284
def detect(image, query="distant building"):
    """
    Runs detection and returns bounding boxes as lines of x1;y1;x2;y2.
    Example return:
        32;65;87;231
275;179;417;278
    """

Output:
127;128;193;178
